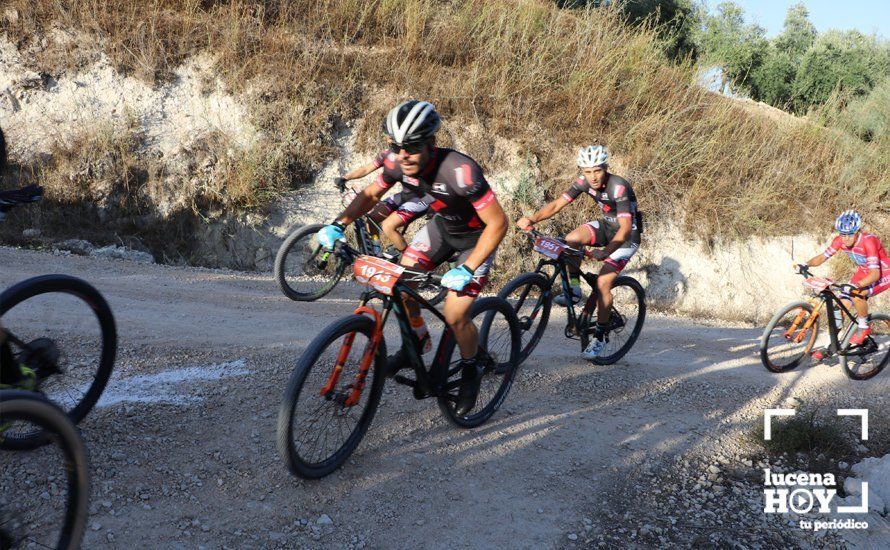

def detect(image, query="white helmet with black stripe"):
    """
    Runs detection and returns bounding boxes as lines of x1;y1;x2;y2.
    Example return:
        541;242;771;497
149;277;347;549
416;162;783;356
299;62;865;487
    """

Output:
383;100;441;145
577;145;608;168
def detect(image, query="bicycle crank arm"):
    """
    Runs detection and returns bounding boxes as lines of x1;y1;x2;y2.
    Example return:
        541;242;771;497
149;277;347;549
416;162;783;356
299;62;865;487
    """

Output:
838;341;878;357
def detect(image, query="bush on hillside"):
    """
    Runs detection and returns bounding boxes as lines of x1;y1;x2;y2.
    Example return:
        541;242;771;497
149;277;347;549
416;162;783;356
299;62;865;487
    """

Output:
2;0;887;244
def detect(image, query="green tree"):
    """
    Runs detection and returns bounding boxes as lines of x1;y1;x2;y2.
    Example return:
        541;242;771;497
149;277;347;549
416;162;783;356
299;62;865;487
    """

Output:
553;0;700;61
792;30;890;113
774;3;816;60
695;1;768;94
834;76;890;143
750;47;796;107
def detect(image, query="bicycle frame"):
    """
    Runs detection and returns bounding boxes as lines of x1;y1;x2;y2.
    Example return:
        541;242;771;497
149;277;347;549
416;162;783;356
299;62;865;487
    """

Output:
785;288;860;356
532;255;599;339
324;255;459;403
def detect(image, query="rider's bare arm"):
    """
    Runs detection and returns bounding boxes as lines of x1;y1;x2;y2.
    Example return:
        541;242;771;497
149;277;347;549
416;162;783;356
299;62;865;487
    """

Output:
343;161;380;181
335;181;387;225
518;196;571;229
805;254;828;267
600;216;632;256
855;267;881;288
381;213;408;251
464;199;508;271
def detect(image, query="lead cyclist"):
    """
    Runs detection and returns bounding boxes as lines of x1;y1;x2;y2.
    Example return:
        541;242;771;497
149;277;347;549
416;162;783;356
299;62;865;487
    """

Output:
315;101;509;415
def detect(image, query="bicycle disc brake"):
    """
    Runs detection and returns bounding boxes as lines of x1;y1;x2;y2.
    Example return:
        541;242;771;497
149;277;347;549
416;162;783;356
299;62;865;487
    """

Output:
16;338;61;379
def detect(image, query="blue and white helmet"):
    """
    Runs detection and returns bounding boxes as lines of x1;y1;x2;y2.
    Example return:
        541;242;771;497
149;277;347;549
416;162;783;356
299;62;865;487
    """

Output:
835;210;862;235
577;145;608;168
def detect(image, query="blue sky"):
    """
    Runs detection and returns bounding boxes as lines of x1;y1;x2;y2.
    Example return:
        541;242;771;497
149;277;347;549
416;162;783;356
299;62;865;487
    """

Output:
706;0;888;38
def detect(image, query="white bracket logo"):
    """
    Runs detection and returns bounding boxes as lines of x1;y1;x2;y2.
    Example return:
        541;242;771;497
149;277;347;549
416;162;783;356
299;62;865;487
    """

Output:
763;408;870;515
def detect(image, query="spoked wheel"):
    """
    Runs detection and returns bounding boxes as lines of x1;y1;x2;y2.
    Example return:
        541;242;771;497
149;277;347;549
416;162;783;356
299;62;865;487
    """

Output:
0;390;90;550
438;297;520;428
274;223;350;301
277;314;386;479
0;275;116;450
496;272;551;364
841;313;890;380
760;301;819;373
580;276;646;365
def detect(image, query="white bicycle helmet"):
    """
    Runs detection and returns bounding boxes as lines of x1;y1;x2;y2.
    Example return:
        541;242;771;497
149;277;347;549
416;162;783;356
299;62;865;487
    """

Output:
577;145;608;168
382;100;441;145
835;210;862;235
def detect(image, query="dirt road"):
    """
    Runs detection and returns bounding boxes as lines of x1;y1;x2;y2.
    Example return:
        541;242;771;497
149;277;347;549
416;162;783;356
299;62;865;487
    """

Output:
2;246;888;548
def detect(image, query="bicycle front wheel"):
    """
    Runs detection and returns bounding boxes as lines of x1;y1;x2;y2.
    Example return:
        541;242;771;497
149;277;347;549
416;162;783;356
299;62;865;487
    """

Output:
760;301;819;373
0;275;116;450
497;272;552;364
437;297;520;428
277;314;386;479
580;276;646;365
841;313;890;380
0;390;90;550
274;223;349;301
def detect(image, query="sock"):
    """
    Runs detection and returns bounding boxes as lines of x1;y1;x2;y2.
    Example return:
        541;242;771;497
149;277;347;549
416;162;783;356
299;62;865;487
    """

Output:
410;315;431;352
595;322;608;338
857;316;870;329
411;316;429;339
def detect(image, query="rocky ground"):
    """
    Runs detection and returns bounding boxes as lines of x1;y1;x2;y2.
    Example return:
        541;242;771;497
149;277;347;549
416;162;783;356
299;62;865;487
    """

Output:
1;246;889;549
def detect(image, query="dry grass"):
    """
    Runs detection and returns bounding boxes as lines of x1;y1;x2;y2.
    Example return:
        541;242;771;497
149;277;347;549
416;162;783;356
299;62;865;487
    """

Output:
2;0;888;241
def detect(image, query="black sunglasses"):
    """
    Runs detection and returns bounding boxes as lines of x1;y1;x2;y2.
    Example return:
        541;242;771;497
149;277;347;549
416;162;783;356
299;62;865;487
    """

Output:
389;141;427;155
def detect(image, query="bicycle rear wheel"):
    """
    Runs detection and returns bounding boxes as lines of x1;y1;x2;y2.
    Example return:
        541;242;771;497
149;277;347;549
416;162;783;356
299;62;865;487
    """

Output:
841;313;890;380
580;276;646;365
760;301;819;373
497;272;551;364
0;390;90;550
438;297;520;428
1;275;116;450
274;223;349;301
277;314;386;479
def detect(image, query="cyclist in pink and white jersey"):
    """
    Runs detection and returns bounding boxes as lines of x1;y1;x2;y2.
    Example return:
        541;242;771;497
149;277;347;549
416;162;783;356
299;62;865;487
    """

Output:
800;210;890;348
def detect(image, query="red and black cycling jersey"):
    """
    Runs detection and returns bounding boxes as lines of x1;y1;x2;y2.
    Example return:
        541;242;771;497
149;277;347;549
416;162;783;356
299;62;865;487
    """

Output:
561;173;639;234
374;147;496;236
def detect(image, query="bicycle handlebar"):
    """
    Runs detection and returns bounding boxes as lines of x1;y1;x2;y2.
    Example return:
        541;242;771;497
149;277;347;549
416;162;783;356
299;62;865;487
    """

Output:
795;264;865;296
330;240;444;289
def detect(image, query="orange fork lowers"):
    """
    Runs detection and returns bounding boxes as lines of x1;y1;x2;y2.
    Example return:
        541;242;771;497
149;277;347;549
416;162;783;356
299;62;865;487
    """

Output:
783;302;819;343
319;306;385;406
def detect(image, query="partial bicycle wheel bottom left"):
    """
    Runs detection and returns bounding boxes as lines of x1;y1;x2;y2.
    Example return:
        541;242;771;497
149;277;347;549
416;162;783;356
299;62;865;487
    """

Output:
0;390;90;550
1;274;117;450
277;314;387;479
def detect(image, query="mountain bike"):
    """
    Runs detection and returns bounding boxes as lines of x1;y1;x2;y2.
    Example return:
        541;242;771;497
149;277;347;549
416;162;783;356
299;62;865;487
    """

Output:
1;390;91;550
760;265;889;380
497;230;646;365
274;181;449;305
277;241;520;479
1;186;117;449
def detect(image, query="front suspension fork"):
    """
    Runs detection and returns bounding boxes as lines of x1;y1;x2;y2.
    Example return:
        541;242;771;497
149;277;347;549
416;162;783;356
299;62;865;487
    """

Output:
319;306;384;407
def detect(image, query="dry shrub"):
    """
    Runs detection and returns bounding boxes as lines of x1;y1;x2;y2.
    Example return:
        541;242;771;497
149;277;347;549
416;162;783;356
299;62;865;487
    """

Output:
2;0;887;240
